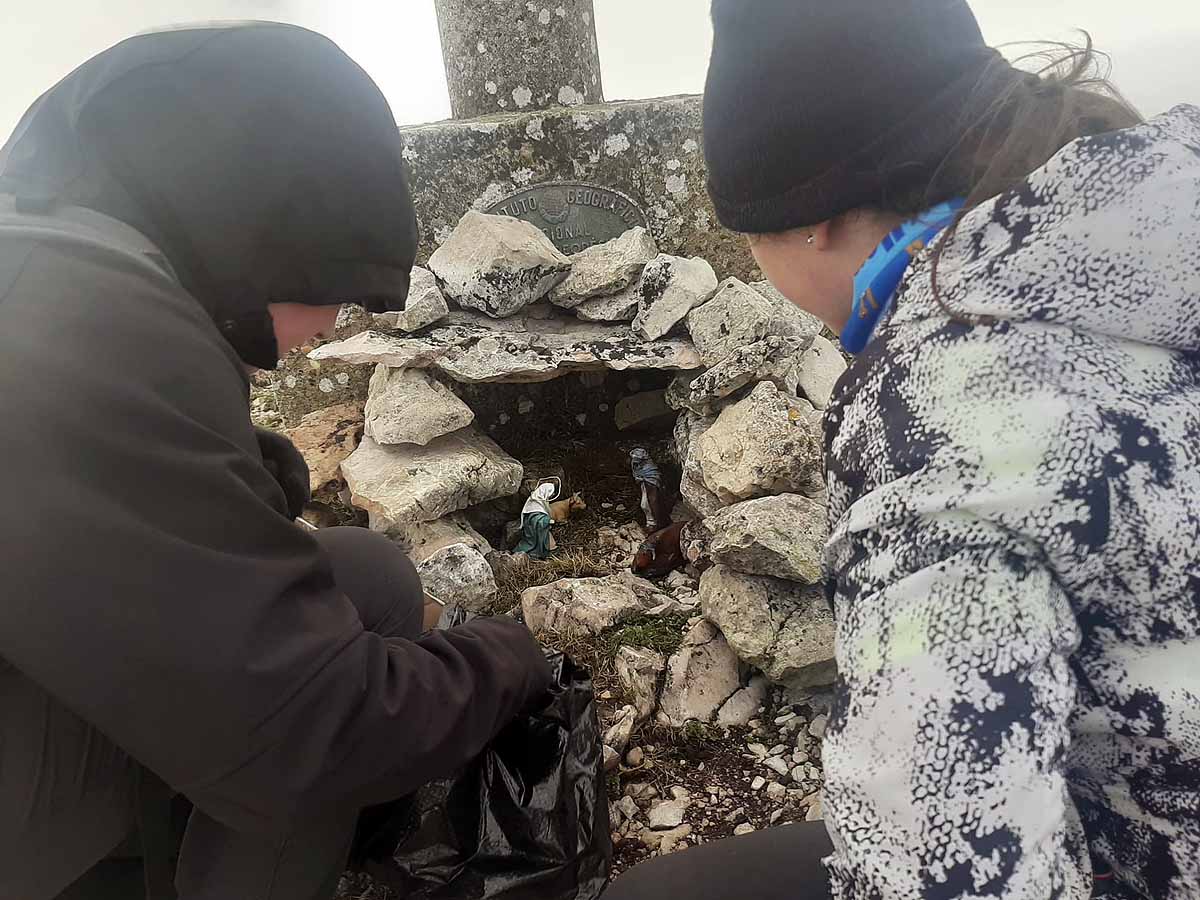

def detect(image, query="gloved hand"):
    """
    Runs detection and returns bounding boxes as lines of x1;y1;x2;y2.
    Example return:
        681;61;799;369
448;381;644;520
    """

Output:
254;426;310;519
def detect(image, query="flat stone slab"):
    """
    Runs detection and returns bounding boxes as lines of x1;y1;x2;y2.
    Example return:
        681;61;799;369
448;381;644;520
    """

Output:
310;310;701;384
342;430;523;528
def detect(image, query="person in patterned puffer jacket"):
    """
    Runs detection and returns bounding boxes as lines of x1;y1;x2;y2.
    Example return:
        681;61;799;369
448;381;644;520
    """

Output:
604;2;1198;899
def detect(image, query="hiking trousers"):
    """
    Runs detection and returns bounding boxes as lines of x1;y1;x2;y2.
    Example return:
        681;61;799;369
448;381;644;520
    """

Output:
601;822;834;900
0;527;425;900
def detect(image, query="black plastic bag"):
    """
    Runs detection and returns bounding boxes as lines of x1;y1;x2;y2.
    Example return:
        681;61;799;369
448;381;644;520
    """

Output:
357;648;612;900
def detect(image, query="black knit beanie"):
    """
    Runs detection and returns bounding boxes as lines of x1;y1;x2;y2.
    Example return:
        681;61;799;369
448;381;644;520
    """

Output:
703;0;1012;233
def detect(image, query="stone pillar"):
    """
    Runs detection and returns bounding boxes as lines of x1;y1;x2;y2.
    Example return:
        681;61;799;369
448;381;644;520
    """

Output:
434;0;605;119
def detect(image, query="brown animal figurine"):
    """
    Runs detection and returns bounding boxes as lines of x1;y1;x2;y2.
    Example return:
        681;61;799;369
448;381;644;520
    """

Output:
632;521;687;578
550;492;587;523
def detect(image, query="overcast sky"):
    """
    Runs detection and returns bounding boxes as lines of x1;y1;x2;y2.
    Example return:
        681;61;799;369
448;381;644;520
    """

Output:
1;1;1196;141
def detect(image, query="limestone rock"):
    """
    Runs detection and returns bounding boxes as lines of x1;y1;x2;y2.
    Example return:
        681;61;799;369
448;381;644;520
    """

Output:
796;335;848;410
700;566;836;691
674;410;724;519
685;278;778;366
809;714;829;741
603;745;621;773
673;337;808;414
612;571;677;614
428;210;571;318
658;621;743;725
364;366;475;446
311;311;701;384
696;382;824;504
604;705;639;756
550;227;658;308
680;517;716;570
394;266;450;332
641;823;692;852
615;645;667;723
647;797;689;830
716;675;770;728
388;513;492;564
342;431;523;529
632;255;718;341
706;494;828;583
749;281;824;346
282;402;363;496
573;283;641;323
417;542;498;612
521;575;651;635
615;390;674;432
333;303;373;338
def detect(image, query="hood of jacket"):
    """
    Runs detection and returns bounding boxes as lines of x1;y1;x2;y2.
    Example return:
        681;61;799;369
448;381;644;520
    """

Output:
0;21;418;368
894;104;1200;354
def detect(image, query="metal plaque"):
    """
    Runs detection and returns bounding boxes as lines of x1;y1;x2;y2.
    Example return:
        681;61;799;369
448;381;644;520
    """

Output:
485;181;649;255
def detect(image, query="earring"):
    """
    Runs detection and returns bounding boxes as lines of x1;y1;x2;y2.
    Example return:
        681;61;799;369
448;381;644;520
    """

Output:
806;234;815;245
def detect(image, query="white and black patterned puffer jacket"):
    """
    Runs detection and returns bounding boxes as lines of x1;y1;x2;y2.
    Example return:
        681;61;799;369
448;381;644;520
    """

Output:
822;106;1200;899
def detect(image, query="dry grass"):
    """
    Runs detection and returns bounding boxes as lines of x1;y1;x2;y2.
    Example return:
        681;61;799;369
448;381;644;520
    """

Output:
490;548;614;616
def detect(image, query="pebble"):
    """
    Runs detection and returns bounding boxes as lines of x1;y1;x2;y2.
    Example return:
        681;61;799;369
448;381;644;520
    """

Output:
770;809;785;825
733;823;756;836
806;799;824;822
656;823;693;854
791;766;808;784
763;756;791;778
805;764;822;782
616;796;641;822
639;822;689;852
648;798;689;830
599;690;614;700
793;749;810;766
809;714;829;740
768;744;787;757
626;783;659;801
603;745;620;773
750;776;766;791
625;747;645;767
725;806;746;824
746;742;769;758
765;781;787;800
747;719;762;730
774;712;797;726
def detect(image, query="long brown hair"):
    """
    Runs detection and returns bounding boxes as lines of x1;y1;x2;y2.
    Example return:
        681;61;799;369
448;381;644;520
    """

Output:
901;35;1142;317
887;35;1141;218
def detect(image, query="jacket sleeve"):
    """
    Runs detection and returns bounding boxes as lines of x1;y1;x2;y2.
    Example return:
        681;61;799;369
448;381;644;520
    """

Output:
823;530;1091;897
821;327;1095;897
0;246;552;836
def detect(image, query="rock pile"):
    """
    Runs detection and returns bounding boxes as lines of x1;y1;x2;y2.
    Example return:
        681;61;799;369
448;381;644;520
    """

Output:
286;208;846;735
